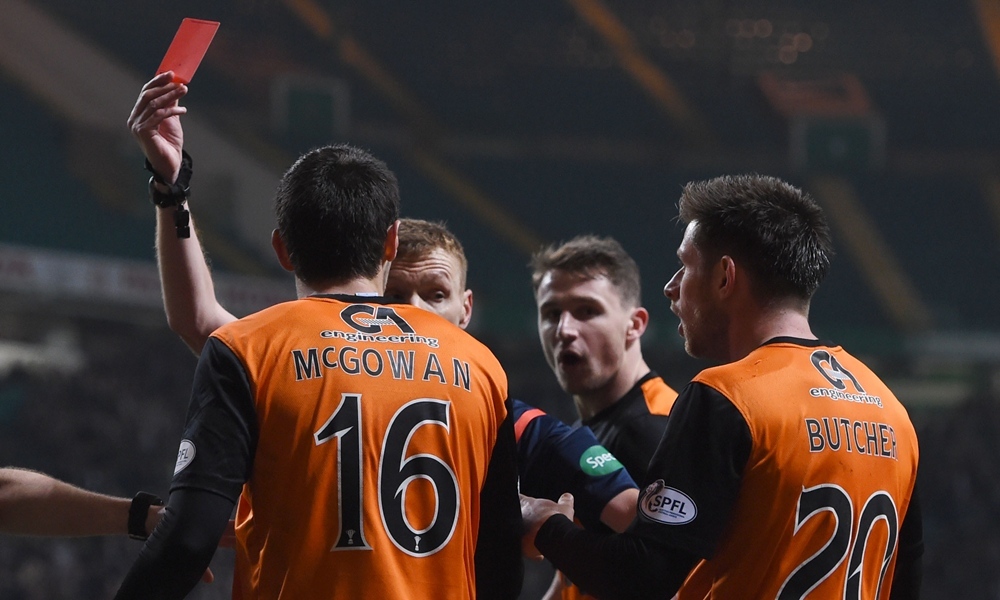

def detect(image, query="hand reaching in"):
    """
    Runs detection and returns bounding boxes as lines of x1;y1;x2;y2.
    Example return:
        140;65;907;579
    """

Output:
520;492;574;559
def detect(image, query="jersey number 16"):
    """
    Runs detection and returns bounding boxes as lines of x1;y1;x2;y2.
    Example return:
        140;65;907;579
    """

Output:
314;393;460;557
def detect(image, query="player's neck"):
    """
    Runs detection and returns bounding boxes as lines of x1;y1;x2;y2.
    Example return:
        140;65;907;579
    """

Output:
729;307;814;362
295;277;385;299
294;262;390;299
574;355;650;421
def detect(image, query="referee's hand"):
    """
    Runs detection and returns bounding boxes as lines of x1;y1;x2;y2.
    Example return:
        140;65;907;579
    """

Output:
127;72;187;185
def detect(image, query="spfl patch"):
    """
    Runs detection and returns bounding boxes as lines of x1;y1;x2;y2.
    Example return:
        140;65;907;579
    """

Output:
174;439;196;475
639;479;697;525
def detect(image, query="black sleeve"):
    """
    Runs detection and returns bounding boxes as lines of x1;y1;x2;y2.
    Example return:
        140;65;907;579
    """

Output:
114;488;235;599
629;382;751;558
115;337;254;598
475;398;523;600
532;383;750;597
170;336;257;502
891;483;924;599
613;413;670;484
535;514;698;600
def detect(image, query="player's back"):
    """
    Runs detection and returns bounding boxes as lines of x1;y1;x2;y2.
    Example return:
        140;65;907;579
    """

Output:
214;295;508;600
679;340;919;599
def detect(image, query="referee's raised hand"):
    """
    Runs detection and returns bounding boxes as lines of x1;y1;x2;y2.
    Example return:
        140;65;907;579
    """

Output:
127;71;188;184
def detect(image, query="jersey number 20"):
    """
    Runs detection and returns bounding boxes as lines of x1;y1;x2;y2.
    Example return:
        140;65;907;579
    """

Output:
314;394;460;557
777;483;898;599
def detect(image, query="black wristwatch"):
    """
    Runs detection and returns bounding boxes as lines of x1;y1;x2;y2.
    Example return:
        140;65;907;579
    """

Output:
128;491;164;541
145;150;193;208
144;151;193;238
147;176;190;208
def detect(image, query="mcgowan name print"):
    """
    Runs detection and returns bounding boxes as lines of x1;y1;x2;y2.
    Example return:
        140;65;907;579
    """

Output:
169;295;518;600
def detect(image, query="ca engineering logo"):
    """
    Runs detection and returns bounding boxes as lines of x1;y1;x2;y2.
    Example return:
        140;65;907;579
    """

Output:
341;305;414;334
810;350;864;392
638;479;697;525
809;349;882;407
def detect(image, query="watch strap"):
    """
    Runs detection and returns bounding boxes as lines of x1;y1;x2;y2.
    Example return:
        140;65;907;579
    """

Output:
145;150;193;208
128;491;164;540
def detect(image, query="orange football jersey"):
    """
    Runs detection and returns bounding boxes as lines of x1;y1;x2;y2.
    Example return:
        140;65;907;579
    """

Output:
665;340;919;599
210;296;509;599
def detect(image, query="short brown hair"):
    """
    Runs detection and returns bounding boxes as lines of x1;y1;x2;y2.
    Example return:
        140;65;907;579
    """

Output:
397;218;469;288
678;174;833;301
530;235;641;307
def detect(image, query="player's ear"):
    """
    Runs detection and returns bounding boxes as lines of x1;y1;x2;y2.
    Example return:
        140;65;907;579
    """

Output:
271;229;295;273
718;256;734;290
458;289;474;330
626;305;649;343
383;220;400;263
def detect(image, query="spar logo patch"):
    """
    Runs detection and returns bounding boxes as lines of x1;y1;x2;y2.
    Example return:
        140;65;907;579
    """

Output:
639;479;697;525
579;445;624;476
174;439;196;475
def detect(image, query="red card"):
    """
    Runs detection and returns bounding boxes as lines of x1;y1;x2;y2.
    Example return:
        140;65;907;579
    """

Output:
156;18;220;84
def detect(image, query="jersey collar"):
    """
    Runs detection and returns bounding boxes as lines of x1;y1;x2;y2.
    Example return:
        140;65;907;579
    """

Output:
309;293;400;305
582;371;659;426
761;336;835;348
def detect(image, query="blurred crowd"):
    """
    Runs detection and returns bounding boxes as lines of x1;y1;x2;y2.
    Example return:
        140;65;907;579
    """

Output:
0;316;998;598
917;388;1000;599
0;319;232;599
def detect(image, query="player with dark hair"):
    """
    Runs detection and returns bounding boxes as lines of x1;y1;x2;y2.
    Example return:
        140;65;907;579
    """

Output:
119;73;522;600
522;174;923;599
531;236;676;489
530;235;677;598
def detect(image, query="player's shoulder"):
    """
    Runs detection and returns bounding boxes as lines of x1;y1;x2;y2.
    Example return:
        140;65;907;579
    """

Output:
400;305;503;364
638;373;678;415
693;337;830;385
687;338;824;415
381;303;509;388
511;399;546;419
211;298;301;343
214;296;505;372
216;297;479;347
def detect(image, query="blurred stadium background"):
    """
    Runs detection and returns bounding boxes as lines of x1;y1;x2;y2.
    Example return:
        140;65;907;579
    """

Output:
1;0;999;597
